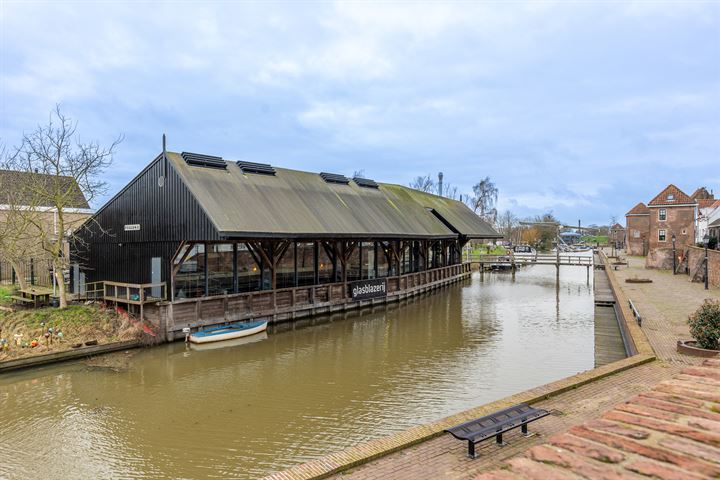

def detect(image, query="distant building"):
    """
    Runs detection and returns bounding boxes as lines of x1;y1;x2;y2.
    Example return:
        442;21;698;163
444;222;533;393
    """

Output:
696;191;718;244
0;169;92;284
609;223;625;249
625;202;650;256
647;185;696;253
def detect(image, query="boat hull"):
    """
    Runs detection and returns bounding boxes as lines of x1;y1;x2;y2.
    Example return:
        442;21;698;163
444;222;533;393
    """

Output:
189;321;268;344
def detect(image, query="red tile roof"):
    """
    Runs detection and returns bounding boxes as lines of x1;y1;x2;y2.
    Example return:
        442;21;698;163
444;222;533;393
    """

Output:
647;184;695;206
626;202;649;215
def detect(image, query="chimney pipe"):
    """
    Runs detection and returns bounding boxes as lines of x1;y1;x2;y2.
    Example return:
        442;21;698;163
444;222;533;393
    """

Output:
438;172;443;197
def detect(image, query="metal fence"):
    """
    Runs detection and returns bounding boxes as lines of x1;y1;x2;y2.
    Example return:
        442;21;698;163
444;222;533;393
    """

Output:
0;258;55;287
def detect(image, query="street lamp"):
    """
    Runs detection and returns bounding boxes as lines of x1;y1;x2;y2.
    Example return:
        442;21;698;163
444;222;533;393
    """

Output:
672;233;676;275
703;234;710;290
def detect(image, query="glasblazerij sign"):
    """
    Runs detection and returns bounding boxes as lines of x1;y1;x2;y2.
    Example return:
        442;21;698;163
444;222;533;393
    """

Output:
349;278;387;301
124;224;141;231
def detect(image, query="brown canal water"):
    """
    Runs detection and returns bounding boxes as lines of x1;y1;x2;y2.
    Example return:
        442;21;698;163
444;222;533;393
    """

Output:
1;264;595;479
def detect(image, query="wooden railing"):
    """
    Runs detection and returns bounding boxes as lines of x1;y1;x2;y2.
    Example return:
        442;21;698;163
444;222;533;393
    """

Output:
469;253;593;266
165;263;471;331
103;281;167;305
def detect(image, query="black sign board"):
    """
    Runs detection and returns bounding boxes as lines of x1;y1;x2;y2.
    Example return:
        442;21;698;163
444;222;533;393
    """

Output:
349;278;387;301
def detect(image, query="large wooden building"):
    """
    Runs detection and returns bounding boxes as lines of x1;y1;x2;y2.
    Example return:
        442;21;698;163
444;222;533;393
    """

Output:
72;151;500;338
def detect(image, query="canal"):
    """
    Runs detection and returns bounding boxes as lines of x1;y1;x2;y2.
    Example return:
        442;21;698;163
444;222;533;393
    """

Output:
0;263;595;479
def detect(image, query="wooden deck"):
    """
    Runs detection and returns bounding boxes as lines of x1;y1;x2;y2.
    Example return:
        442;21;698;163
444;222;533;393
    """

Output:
149;263;473;341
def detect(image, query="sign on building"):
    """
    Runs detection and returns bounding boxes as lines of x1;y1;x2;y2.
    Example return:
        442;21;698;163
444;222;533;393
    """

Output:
124;224;141;231
349;278;387;301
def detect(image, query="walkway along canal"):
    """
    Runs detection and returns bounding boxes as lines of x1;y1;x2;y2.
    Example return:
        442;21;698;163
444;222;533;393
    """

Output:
0;259;610;479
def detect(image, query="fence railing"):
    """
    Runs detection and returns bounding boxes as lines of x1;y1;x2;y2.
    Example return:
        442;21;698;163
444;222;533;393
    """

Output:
0;258;55;287
628;299;642;327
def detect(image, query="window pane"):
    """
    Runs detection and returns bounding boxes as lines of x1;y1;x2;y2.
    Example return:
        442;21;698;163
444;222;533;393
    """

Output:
237;243;261;292
377;242;390;277
207;243;234;296
318;243;334;284
276;243;295;289
297;242;315;286
346;244;361;282
174;244;205;299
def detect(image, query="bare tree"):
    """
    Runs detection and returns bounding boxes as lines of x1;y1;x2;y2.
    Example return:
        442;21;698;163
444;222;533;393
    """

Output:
409;174;435;193
497;210;518;243
7;106;121;308
471;177;498;224
352;169;365;178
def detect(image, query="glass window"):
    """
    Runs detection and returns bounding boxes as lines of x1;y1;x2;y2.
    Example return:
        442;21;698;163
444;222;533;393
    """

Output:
174;244;205;299
318;242;335;284
377;242;390;277
276;243;296;289
237;243;261;292
296;242;315;286
346;243;361;282
207;243;234;296
361;242;375;279
658;229;666;242
659;209;667;221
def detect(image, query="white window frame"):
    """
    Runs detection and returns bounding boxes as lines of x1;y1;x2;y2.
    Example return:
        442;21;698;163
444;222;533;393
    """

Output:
658;229;666;242
658;209;667;221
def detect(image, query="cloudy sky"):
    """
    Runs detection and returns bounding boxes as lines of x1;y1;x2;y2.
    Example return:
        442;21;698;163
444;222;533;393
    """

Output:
1;1;719;225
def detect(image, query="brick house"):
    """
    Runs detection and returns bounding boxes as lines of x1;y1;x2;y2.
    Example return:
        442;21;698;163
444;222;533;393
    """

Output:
625;202;650;256
609;223;625;249
647;185;696;255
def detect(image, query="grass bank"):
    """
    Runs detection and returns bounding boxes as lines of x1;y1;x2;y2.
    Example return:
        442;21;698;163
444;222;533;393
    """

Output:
0;304;143;361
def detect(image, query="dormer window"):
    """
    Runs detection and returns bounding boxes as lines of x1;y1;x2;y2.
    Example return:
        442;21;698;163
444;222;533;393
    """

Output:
667;194;674;201
659;209;667;221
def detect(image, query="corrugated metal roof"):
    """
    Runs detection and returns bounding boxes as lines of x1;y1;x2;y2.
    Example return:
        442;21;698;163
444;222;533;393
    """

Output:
167;152;500;239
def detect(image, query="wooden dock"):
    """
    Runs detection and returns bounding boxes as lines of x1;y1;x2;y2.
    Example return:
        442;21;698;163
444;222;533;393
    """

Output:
592;253;626;366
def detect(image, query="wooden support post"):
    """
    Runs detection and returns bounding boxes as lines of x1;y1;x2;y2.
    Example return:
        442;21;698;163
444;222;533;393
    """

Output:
232;242;238;294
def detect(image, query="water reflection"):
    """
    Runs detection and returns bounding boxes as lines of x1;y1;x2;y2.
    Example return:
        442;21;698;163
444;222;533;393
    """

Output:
1;265;594;479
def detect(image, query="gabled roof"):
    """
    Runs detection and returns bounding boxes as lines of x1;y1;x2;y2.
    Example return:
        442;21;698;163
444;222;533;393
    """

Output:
691;187;713;201
647;184;695;207
626;202;649;215
167;152;501;239
0;169;90;209
611;223;624;230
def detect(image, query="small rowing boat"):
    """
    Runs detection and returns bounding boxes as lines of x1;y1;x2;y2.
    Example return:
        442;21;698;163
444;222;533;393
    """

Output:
189;320;268;344
189;331;268;351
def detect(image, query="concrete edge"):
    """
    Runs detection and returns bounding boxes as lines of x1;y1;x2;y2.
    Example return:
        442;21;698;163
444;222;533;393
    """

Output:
600;251;655;357
263;352;655;480
0;340;143;373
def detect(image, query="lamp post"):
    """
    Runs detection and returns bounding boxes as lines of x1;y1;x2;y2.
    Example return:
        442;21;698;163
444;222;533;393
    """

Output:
672;233;676;275
703;234;710;290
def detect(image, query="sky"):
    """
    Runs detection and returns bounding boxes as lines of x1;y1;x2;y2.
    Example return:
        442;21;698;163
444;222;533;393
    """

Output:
1;1;719;226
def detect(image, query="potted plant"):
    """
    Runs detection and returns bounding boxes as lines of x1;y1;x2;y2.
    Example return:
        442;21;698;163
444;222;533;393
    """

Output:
677;300;720;356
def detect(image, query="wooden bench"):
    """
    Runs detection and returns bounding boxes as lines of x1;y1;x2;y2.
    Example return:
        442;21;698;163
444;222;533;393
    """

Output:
444;403;550;458
10;295;34;305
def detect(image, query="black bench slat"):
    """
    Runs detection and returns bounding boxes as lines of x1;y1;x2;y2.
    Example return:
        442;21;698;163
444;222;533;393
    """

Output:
444;403;550;458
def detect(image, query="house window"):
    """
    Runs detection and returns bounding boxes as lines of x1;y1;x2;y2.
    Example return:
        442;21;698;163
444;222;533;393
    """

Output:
659;209;667;221
658;229;666;242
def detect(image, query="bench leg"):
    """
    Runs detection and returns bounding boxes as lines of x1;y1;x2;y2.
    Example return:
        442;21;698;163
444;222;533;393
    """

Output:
496;432;505;445
467;441;476;459
521;423;530;437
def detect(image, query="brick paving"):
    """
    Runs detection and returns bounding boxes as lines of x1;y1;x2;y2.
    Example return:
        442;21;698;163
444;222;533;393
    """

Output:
268;253;719;480
614;254;719;365
476;359;720;480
